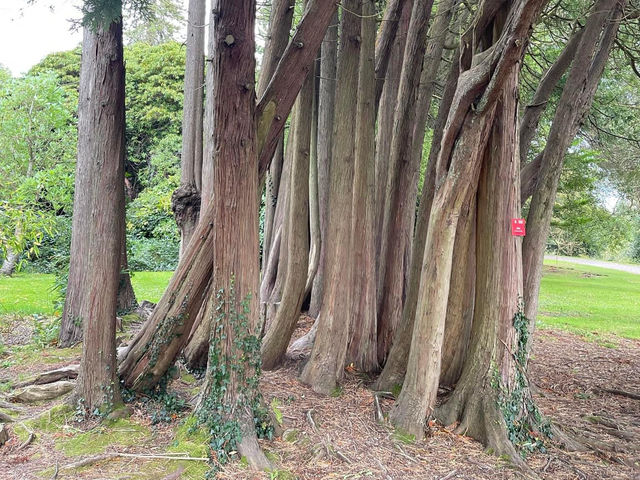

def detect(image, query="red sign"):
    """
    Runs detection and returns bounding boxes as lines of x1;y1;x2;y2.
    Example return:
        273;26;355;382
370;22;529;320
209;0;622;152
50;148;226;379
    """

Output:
511;218;526;236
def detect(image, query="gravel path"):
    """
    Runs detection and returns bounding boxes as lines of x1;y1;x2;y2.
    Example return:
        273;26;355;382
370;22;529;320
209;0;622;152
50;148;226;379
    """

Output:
545;254;640;275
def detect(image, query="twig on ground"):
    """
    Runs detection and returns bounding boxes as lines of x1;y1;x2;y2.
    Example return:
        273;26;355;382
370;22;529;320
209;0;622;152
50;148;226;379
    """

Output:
17;432;35;451
438;470;458;480
306;409;317;432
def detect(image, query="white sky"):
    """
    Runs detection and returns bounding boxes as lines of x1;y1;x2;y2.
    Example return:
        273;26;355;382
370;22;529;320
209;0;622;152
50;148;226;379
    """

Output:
0;1;84;76
0;0;194;77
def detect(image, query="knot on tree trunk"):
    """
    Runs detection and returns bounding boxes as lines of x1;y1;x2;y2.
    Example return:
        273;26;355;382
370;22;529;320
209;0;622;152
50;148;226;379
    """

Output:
171;184;201;228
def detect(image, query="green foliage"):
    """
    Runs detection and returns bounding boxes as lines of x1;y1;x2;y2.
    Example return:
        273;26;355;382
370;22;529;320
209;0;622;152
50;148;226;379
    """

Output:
197;282;273;473
124;42;185;183
31;314;61;347
493;303;552;457
124;0;185;45
0;71;76;260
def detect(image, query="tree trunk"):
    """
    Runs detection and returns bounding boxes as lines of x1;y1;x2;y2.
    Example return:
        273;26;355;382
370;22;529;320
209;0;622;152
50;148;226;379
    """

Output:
259;0;295;265
193;0;270;468
300;0;361;394
374;1;411;289
116;237;137;313
374;54;460;392
390;0;546;442
374;0;410;106
119;0;339;391
0;251;18;276
439;191;476;387
308;11;338;318
347;0;378;373
69;16;126;413
261;68;313;370
174;0;205;258
378;0;446;365
304;63;321;299
522;0;625;324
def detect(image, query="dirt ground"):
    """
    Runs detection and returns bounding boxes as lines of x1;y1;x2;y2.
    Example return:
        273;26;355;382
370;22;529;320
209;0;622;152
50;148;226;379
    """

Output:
1;315;639;480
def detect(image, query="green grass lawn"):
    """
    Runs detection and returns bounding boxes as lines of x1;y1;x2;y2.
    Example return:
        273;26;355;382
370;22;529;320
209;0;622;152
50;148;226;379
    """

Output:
1;261;639;340
0;271;173;316
539;259;640;339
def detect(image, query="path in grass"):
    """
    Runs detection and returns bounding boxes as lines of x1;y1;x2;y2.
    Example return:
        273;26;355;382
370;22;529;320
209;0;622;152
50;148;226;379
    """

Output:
545;254;640;275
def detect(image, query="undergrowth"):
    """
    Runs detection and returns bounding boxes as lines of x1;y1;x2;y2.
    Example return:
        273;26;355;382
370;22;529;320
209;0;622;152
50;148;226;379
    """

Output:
493;301;552;457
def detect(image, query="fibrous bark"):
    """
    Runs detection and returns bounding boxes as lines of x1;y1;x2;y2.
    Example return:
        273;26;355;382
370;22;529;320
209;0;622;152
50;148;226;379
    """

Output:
300;0;361;394
69;16;126;413
175;0;205;257
261;68;313;370
374;53;460;391
119;0;340;391
308;11;338;318
347;0;378;373
390;0;546;443
194;0;269;467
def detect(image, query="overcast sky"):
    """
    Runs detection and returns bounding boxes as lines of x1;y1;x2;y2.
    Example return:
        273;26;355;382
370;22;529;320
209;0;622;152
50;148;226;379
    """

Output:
0;0;195;77
0;1;84;76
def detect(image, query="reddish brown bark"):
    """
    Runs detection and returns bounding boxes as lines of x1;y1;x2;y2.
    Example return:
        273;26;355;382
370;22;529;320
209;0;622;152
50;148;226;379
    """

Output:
376;0;435;364
347;0;378;373
390;0;546;442
118;0;339;391
70;16;126;412
300;0;361;394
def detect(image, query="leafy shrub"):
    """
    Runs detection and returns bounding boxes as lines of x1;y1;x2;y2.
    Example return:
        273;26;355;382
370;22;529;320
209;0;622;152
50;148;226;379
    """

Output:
128;235;179;272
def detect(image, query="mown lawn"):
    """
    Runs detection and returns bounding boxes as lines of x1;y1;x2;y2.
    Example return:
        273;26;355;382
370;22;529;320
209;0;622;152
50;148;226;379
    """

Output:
1;261;639;339
539;259;640;339
0;271;173;316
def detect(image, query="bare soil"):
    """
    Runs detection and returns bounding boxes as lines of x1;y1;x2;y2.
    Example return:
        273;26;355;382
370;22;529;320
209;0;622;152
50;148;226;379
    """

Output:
1;315;639;479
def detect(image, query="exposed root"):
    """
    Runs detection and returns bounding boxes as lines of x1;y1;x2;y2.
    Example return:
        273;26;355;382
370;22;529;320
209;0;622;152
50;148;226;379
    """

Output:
436;381;534;476
14;365;79;388
8;381;74;403
237;429;272;470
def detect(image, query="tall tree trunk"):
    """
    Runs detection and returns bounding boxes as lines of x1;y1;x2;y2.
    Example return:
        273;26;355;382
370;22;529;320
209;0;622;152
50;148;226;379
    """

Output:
261;69;313;370
193;0;269;468
69;15;126;413
300;0;361;394
439;191;476;387
522;0;625;324
119;0;339;390
308;12;338;318
390;0;545;443
375;0;410;106
376;0;435;364
174;0;205;258
347;0;378;373
260;0;295;265
374;53;460;391
182;0;296;370
374;0;411;288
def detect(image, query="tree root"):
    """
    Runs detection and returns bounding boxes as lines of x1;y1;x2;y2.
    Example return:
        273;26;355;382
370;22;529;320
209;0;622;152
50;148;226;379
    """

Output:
435;382;536;477
8;381;74;403
237;432;272;470
14;365;79;389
